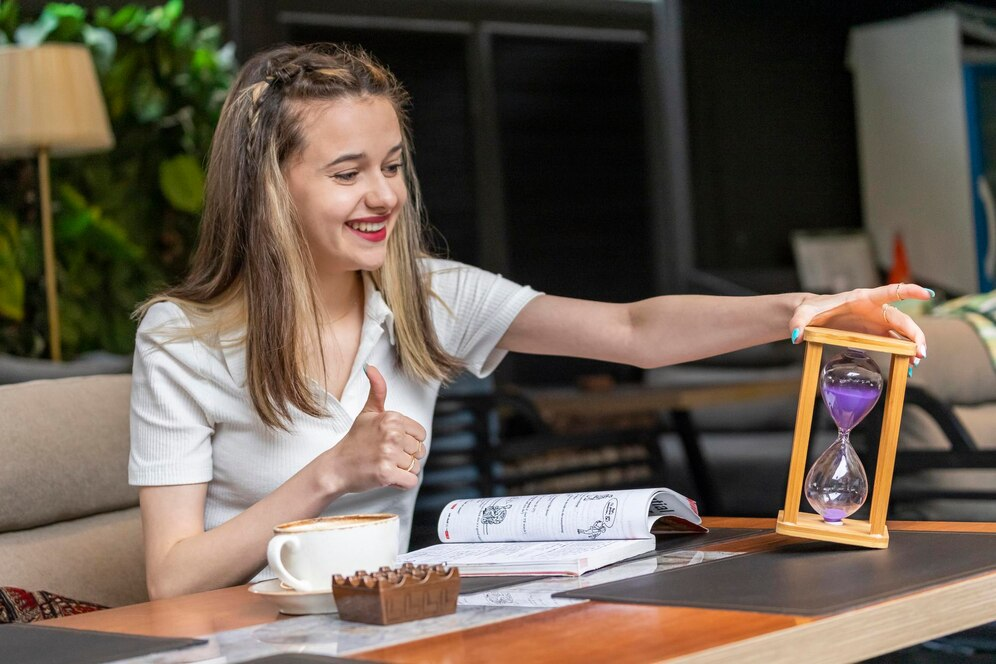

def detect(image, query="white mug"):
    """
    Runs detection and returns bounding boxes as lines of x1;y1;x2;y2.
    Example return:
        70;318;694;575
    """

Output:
266;514;399;592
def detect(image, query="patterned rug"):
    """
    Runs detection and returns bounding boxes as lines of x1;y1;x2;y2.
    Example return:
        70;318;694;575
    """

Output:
0;587;105;623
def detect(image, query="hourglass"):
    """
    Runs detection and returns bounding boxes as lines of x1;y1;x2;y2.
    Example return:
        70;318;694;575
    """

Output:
804;349;882;525
776;327;915;548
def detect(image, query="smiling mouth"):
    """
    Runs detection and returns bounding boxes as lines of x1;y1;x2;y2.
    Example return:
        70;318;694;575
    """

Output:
345;216;389;242
346;220;387;233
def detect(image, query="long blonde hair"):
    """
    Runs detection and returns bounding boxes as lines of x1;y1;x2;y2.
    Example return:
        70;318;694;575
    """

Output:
137;43;462;428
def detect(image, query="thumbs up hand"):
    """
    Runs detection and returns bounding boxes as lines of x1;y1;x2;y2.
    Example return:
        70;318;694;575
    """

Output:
322;364;427;493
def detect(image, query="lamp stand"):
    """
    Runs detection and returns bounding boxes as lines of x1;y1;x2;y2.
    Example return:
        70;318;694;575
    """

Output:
37;146;61;361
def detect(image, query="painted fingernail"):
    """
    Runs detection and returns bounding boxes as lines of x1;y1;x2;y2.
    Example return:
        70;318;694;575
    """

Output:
908;366;913;378
363;362;369;372
926;288;936;298
791;328;801;344
919;345;927;358
914;357;921;367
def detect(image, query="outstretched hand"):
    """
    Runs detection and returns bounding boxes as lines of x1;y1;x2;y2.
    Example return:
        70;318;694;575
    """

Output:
323;364;427;493
788;282;932;367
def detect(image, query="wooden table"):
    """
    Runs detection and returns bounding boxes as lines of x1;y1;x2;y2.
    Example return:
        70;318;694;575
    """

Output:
49;518;996;663
524;379;801;512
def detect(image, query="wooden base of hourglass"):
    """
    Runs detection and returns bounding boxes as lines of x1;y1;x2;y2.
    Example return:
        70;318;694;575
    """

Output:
775;327;916;549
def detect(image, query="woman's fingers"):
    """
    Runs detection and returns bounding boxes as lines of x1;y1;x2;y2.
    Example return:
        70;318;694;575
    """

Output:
789;283;931;361
881;304;927;364
887;282;934;304
402;417;427;444
395;448;420;473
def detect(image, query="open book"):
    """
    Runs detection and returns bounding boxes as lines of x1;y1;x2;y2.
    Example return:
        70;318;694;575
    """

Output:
399;488;705;576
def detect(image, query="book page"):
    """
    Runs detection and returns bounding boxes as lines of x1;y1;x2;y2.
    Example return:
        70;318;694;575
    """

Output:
437;488;698;543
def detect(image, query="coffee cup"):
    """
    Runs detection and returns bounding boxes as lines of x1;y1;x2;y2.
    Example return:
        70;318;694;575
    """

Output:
266;514;399;592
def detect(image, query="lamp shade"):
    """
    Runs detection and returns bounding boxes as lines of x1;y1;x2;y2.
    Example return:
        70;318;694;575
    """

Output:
0;43;114;158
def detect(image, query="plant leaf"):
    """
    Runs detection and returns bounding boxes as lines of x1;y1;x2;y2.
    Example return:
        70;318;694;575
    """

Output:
82;24;117;73
14;12;57;46
163;0;183;24
0;206;18;247
55;208;92;239
86;214;144;261
159;154;204;213
0;235;25;321
0;1;20;38
57;183;89;212
46;3;87;42
132;70;167;122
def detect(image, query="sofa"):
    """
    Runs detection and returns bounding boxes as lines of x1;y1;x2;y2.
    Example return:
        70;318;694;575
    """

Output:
888;315;996;520
0;374;146;608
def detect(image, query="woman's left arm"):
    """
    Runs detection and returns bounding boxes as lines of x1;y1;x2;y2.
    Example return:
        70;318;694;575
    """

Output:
498;283;930;369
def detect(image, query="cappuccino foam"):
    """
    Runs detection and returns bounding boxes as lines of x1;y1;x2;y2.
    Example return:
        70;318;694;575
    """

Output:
274;514;396;533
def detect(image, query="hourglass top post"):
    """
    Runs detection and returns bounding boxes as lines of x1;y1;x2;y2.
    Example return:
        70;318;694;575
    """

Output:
802;326;917;357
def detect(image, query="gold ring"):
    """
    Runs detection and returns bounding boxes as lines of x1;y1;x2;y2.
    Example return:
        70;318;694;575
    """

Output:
405;455;417;473
882;303;891;324
896;282;904;301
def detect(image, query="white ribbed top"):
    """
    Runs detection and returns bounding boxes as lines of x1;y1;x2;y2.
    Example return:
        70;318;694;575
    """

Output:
129;258;540;581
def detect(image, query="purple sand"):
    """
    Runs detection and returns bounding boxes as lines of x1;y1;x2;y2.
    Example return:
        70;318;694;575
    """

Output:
822;383;880;431
822;508;846;523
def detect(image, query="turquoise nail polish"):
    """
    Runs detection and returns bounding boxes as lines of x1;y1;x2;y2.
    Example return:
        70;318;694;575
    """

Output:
363;362;369;372
791;328;800;344
926;288;936;298
908;366;913;378
914;357;921;367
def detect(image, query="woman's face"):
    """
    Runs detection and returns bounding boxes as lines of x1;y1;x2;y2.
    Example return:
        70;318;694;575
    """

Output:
284;96;408;275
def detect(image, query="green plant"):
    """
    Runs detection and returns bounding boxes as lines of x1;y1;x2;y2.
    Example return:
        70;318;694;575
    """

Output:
0;0;237;357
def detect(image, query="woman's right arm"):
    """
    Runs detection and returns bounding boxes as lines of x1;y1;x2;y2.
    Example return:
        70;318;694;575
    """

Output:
140;460;338;599
139;365;425;599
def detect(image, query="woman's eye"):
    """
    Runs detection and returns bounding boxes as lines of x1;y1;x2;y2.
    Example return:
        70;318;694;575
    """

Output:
332;171;358;183
384;162;403;176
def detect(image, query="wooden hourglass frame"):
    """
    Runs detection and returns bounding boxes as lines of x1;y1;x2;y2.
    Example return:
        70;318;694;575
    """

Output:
775;326;915;548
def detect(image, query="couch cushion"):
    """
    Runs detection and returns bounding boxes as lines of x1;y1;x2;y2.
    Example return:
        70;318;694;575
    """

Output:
0;508;146;607
900;403;996;451
0;375;136;531
910;316;996;405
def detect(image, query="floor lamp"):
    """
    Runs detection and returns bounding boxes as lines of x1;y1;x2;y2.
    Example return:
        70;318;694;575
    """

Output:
0;44;114;361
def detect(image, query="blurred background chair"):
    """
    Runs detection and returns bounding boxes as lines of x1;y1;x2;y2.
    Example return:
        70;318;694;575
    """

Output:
410;372;666;549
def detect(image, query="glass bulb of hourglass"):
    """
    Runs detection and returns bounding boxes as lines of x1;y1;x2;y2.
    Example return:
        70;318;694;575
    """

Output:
804;349;883;524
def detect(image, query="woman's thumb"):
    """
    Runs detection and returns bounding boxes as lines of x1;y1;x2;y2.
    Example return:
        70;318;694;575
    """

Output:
361;364;387;413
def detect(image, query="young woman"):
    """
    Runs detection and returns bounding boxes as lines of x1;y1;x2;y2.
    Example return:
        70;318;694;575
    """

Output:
130;43;930;599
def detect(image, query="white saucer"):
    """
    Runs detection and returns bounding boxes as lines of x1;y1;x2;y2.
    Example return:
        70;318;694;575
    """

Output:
248;579;337;615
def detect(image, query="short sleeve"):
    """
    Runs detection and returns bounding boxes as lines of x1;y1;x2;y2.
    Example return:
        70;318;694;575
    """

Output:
425;259;542;377
128;302;216;486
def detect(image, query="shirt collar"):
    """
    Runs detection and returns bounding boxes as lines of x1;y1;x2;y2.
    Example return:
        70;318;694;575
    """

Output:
362;270;396;347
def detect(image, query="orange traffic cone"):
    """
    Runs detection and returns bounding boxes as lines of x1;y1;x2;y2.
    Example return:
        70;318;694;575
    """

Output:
886;233;911;285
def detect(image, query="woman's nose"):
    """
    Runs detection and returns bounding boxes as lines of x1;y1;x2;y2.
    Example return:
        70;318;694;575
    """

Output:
364;174;399;211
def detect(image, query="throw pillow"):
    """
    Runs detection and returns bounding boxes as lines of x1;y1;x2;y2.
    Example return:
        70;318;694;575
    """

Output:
0;587;105;623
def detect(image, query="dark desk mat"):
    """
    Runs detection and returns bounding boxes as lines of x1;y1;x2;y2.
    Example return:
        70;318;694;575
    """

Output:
459;528;761;595
460;576;555;594
652;528;762;556
553;531;996;616
0;623;205;664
